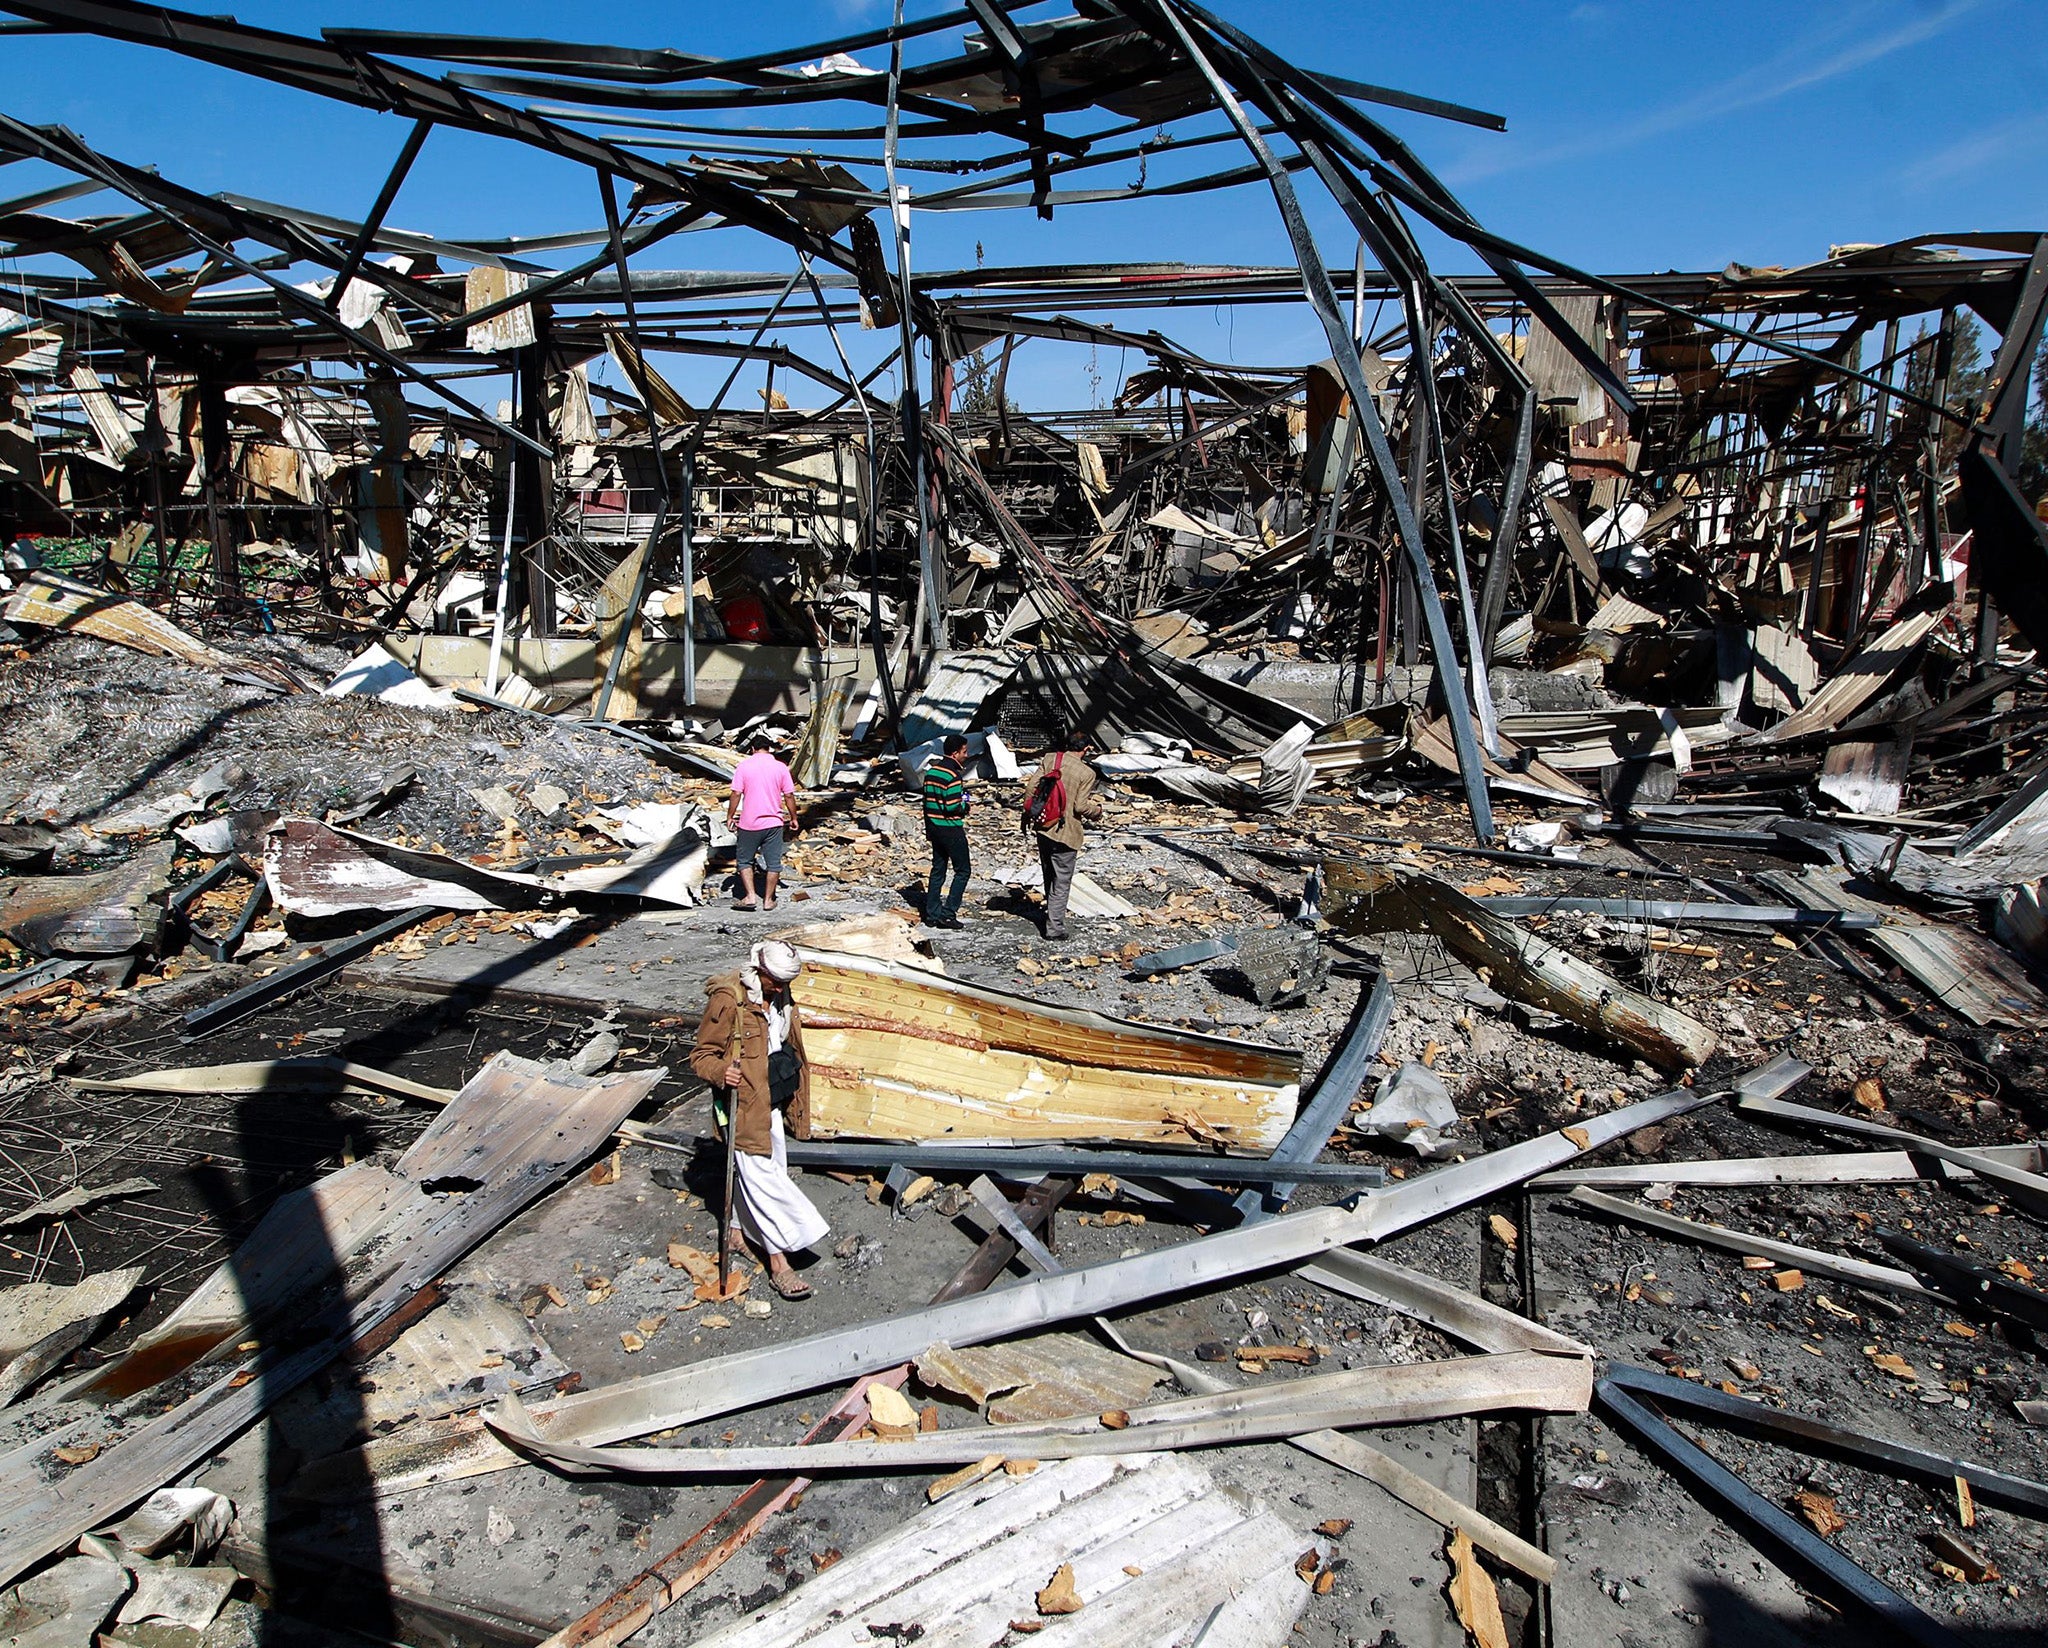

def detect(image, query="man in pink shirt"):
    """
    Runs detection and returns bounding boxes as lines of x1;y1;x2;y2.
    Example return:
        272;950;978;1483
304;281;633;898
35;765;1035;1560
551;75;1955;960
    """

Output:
727;733;800;910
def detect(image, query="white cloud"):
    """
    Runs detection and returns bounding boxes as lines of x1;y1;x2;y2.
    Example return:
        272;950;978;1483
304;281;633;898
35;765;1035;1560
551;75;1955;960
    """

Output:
1901;108;2048;189
1444;0;1986;185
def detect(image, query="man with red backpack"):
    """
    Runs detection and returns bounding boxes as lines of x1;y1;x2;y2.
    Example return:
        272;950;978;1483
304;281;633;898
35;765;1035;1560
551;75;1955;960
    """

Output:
1020;722;1103;941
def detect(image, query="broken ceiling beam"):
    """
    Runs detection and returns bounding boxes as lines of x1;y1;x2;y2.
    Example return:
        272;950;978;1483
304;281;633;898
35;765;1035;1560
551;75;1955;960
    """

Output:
74;1056;456;1106
1101;1320;1559;1587
1609;1361;2048;1521
1297;1248;1595;1359
526;1175;1076;1648
1564;1187;1940;1300
330;1077;1750;1496
628;1128;1383;1188
1737;1096;2048;1221
487;1351;1593;1477
1233;968;1392;1223
179;908;427;1039
792;953;1303;1150
1533;1143;2045;1190
1473;896;1878;930
1324;858;1719;1071
1597;1367;1975;1648
0;1049;665;1589
1874;1227;2048;1334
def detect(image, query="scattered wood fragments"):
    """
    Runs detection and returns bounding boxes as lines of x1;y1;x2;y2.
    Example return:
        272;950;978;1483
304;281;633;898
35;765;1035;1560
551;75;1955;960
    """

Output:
1445;1529;1511;1648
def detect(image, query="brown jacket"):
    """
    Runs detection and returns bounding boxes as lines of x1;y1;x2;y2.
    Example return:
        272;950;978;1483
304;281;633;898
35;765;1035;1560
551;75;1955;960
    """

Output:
689;970;812;1157
1023;751;1103;852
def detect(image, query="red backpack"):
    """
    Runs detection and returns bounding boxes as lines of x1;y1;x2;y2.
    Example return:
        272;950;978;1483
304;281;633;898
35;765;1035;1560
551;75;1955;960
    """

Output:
1023;753;1068;833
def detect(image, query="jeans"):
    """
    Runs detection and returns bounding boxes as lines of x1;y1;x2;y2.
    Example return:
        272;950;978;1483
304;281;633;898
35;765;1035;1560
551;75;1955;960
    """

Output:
1037;837;1077;935
925;825;971;920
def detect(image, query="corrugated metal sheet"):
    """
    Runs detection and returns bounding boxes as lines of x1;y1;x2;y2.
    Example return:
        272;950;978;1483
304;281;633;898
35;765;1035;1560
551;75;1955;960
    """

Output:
898;649;1023;748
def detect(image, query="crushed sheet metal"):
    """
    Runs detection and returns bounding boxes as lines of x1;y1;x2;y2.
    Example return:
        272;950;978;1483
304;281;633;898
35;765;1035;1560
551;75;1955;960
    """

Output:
264;813;708;916
1;841;174;957
0;1049;665;1588
685;1454;1319;1648
0;1267;143;1407
486;1351;1594;1476
0;1176;156;1232
1758;866;2048;1030
1;568;295;690
340;1078;1733;1493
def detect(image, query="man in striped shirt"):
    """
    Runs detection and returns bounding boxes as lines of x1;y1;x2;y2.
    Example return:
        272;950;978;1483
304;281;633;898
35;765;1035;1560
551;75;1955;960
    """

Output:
921;733;973;929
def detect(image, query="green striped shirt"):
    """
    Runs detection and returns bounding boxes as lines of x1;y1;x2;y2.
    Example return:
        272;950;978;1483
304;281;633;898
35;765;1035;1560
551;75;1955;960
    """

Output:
922;756;970;825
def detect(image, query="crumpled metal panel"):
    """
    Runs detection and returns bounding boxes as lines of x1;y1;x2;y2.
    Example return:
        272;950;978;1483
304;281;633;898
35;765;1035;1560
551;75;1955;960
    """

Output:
0;840;173;956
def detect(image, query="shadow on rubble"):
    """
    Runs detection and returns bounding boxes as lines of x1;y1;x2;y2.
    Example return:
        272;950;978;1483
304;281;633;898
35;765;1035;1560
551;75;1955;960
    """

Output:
187;1071;393;1644
163;916;610;1637
1681;1575;2036;1646
53;700;262;829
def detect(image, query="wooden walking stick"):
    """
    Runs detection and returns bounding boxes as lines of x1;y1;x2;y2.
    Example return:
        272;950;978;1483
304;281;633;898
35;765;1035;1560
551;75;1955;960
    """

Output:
717;1012;743;1296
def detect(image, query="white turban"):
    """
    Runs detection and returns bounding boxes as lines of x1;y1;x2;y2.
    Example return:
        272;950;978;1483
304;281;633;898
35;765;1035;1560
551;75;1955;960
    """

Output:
754;940;803;982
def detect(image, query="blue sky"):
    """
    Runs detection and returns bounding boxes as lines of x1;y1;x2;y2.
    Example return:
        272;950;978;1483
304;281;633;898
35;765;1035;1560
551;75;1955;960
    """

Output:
3;0;2042;409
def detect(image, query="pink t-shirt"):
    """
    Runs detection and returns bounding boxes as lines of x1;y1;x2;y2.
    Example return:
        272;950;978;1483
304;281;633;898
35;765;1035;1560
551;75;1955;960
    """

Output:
730;750;794;831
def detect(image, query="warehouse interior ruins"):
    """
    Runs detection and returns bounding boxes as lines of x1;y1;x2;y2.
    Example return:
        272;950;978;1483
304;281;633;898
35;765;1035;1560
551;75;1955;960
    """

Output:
4;3;2048;1646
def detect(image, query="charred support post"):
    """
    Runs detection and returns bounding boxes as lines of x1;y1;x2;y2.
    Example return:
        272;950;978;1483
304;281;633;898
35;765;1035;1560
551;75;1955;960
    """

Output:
195;368;236;604
516;330;555;638
1478;384;1535;658
1961;234;2048;666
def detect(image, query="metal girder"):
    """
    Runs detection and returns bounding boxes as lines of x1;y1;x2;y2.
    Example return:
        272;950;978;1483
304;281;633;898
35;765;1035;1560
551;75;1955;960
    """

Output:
0;0;858;274
630;1128;1385;1188
1875;1226;2048;1333
501;1080;1744;1457
1596;1364;2038;1648
180;909;427;1039
1233;968;1392;1223
1737;1095;2048;1221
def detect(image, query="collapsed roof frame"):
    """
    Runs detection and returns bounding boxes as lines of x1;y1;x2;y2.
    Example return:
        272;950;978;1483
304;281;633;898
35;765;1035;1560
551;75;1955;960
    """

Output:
2;1;2042;844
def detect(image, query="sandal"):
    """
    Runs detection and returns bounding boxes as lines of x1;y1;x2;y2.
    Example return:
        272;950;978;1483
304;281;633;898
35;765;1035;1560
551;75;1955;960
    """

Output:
768;1270;813;1301
734;897;760;910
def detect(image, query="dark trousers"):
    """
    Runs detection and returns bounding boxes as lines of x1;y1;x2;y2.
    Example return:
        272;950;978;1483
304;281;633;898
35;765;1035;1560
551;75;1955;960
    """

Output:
1037;837;1077;935
925;825;971;920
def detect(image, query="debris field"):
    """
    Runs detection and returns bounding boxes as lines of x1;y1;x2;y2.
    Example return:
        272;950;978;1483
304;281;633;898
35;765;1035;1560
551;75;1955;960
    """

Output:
2;5;2048;1648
